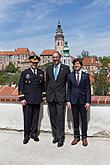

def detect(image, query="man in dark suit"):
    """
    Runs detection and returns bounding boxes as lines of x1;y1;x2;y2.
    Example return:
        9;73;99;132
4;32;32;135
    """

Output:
67;58;91;146
18;55;44;144
46;51;70;147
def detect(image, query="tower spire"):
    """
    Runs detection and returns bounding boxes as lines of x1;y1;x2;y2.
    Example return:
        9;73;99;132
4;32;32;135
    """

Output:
55;21;64;54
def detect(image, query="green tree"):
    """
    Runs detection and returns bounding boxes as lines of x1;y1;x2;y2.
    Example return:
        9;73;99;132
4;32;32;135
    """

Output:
99;56;110;67
0;75;7;85
93;67;109;95
81;50;90;58
5;62;18;73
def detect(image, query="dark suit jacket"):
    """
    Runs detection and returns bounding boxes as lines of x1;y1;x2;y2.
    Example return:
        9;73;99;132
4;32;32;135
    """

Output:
66;70;91;104
18;68;44;104
46;64;70;103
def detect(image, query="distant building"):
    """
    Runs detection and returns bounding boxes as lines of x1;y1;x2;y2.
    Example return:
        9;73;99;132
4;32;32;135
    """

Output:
40;50;56;65
55;21;64;55
82;57;100;73
62;41;72;69
40;21;73;68
0;48;35;71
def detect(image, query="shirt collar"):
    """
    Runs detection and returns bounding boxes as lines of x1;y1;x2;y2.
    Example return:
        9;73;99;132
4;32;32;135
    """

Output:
54;63;61;68
31;68;37;73
76;69;82;74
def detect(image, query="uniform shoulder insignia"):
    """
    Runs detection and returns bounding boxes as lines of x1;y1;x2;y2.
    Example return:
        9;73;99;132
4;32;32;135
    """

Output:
26;74;30;79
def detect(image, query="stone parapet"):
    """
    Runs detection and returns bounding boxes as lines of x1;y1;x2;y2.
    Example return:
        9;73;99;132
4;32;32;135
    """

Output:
0;86;110;104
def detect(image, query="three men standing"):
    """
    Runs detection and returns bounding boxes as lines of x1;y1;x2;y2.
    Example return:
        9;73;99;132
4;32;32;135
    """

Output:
46;51;70;147
18;53;91;147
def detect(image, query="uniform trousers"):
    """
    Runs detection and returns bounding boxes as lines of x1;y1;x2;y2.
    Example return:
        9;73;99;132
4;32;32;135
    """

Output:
23;104;40;138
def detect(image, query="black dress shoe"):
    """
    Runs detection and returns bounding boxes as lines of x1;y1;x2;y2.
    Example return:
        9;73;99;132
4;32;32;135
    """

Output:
23;137;30;144
31;135;39;142
52;137;58;144
57;141;64;147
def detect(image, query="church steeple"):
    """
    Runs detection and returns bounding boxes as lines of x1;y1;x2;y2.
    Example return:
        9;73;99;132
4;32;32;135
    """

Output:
55;21;64;55
63;41;70;57
56;21;63;34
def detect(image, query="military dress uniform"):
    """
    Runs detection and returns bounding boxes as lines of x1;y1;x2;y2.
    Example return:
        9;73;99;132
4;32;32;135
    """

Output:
18;55;45;144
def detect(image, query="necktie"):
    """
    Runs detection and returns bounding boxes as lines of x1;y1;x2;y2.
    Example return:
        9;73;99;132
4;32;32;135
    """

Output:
76;71;79;85
54;65;58;80
33;69;37;75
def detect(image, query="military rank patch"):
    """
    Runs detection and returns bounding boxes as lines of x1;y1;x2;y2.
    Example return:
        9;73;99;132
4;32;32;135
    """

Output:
26;74;30;79
39;74;43;77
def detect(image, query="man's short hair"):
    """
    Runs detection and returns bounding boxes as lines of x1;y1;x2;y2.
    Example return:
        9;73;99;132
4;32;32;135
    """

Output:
72;58;83;66
52;51;61;58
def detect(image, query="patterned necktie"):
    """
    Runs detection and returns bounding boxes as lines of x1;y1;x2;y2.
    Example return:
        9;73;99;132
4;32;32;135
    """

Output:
54;65;58;80
76;71;79;85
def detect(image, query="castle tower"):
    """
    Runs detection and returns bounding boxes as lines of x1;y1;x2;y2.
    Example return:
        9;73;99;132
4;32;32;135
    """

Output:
62;41;71;67
63;41;70;57
55;21;64;55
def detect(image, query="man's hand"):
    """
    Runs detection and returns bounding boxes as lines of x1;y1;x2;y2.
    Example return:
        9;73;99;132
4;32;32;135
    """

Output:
85;103;90;110
67;102;71;110
21;100;27;105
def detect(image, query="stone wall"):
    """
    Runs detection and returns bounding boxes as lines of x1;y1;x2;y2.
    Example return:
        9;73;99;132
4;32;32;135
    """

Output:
0;103;110;137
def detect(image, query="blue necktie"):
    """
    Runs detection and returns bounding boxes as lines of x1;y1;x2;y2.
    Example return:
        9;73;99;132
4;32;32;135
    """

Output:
54;65;58;80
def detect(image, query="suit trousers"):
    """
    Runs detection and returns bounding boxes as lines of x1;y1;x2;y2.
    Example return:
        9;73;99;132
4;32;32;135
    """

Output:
23;104;40;138
71;102;87;139
48;102;65;142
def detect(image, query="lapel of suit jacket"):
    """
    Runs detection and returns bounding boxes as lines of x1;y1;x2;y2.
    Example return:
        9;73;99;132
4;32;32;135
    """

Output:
79;71;85;85
29;68;34;78
71;71;78;87
50;64;55;80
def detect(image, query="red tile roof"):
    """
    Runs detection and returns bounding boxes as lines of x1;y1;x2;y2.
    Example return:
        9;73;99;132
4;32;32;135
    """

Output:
15;48;29;54
40;50;57;56
11;87;18;96
83;57;100;67
0;86;15;95
0;48;30;56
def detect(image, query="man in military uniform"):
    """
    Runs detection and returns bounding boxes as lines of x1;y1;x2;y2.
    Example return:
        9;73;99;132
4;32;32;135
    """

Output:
18;55;45;144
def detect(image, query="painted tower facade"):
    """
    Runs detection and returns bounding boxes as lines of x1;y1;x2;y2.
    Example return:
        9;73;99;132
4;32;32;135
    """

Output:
55;21;64;55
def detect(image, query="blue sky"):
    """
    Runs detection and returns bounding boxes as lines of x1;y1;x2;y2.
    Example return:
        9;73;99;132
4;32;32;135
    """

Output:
0;0;110;56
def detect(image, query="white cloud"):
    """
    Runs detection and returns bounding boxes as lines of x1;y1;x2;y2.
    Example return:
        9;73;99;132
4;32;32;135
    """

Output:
0;34;54;54
0;0;31;22
0;0;110;57
84;0;110;9
68;30;110;56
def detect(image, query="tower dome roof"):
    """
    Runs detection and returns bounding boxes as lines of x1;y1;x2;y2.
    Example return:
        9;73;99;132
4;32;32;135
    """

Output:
56;21;63;34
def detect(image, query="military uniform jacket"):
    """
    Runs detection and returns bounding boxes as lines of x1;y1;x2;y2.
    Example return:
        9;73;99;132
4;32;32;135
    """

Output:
18;68;44;104
46;64;70;103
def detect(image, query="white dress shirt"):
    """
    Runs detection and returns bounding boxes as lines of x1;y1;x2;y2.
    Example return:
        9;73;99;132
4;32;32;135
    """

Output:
31;68;37;75
75;69;82;83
